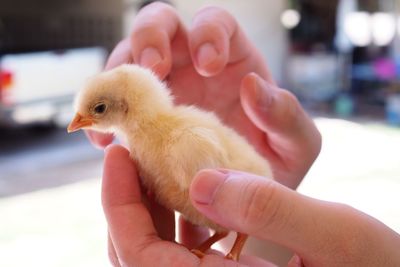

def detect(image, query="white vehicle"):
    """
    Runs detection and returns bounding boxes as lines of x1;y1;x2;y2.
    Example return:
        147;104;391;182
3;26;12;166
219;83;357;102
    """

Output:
0;47;107;127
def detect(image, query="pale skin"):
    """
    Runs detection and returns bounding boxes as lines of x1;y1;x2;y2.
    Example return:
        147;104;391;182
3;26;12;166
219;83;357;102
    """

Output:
103;145;400;267
87;2;400;266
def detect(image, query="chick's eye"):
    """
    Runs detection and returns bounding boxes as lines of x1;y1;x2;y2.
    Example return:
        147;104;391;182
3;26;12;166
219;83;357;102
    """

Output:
94;103;107;114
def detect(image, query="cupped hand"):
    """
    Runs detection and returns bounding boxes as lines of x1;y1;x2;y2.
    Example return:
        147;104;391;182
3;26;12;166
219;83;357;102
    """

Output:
102;144;277;267
190;169;400;267
88;2;321;188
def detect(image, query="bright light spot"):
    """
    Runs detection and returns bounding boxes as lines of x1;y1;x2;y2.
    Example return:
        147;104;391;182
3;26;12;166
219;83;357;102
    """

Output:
281;9;301;29
344;12;372;46
345;12;395;47
371;12;395;46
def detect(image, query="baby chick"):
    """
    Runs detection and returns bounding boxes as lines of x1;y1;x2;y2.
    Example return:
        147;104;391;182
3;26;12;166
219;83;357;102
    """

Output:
68;64;273;261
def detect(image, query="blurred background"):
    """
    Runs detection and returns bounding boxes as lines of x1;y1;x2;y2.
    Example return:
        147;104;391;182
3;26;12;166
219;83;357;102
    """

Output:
0;0;399;266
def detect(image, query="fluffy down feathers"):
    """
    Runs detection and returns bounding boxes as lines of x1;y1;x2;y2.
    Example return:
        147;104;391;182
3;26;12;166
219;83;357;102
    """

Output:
71;64;273;232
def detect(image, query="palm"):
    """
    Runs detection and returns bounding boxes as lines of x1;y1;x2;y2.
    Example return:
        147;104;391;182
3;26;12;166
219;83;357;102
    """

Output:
89;4;321;189
165;38;287;181
169;58;263;144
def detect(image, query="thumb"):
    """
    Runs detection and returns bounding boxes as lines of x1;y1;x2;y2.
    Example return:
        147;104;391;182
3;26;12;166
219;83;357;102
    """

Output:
240;72;314;139
190;170;400;267
189;169;343;264
240;73;321;186
190;169;297;242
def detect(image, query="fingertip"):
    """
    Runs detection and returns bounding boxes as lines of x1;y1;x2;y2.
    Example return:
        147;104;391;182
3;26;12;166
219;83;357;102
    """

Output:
103;144;134;184
240;73;275;133
190;169;228;206
193;41;227;77
131;2;178;79
104;144;130;160
189;7;234;77
241;72;306;136
104;38;132;71
102;144;139;207
193;170;301;243
241;74;321;187
241;72;274;111
138;45;172;79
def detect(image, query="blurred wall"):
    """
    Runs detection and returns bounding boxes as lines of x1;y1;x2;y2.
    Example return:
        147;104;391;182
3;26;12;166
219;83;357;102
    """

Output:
0;0;124;52
124;0;288;82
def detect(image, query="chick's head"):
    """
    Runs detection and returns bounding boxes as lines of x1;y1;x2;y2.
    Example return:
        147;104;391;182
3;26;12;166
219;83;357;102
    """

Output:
67;64;173;133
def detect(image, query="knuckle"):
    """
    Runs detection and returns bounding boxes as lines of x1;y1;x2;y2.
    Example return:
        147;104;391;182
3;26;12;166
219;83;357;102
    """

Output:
239;180;285;234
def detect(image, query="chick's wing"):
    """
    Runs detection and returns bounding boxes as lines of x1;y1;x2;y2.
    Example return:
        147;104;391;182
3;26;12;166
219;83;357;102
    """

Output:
166;126;229;188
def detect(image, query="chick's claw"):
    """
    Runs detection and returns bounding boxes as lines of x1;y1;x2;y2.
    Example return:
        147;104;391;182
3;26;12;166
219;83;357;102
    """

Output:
193;231;228;254
225;252;236;261
225;232;248;261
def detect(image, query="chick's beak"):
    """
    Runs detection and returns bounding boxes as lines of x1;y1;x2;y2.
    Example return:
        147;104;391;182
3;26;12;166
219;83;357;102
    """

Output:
67;113;95;133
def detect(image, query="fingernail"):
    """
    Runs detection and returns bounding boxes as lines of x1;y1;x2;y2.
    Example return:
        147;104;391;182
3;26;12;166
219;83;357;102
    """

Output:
139;47;162;69
249;74;273;108
192;169;228;205
196;42;218;69
104;144;113;154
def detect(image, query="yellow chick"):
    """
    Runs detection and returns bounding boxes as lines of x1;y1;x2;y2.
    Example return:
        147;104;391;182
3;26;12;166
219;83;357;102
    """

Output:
68;64;273;261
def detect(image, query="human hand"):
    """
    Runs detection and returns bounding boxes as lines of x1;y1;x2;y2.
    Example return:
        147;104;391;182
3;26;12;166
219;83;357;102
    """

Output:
190;169;400;267
88;2;321;189
102;144;278;267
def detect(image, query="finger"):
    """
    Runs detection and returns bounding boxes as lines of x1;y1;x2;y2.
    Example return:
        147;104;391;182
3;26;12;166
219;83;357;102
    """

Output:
130;2;185;79
102;144;200;266
147;192;176;241
189;169;359;265
85;130;114;149
105;38;133;70
101;144;160;261
108;232;121;267
178;215;210;249
189;6;252;77
240;73;321;186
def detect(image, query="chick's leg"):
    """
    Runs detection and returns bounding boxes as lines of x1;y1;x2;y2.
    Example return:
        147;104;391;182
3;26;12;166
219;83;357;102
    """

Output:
191;231;229;258
225;232;248;261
